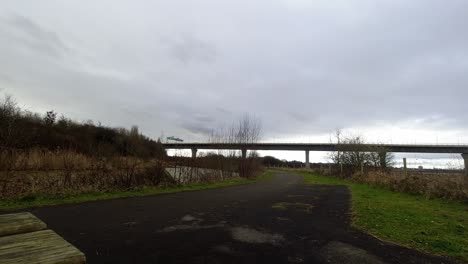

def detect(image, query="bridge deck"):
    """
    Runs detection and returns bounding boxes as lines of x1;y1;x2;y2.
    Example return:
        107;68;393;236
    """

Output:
163;143;468;154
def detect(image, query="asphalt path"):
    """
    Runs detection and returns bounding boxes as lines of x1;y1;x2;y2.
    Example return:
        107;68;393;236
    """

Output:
14;171;457;263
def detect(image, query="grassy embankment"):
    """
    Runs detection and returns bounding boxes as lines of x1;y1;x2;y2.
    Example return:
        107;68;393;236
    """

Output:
0;171;274;211
288;170;468;262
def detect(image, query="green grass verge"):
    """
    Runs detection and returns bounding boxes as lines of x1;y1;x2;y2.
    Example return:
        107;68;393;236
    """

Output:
0;171;275;211
289;170;468;262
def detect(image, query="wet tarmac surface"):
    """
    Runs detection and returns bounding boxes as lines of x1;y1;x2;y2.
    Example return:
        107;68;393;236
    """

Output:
19;171;456;263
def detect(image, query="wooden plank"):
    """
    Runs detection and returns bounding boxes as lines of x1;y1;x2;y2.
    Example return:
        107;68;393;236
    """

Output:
0;212;47;237
0;229;85;264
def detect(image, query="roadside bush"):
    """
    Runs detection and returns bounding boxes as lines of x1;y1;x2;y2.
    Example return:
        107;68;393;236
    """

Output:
354;170;467;201
329;130;394;174
297;166;468;201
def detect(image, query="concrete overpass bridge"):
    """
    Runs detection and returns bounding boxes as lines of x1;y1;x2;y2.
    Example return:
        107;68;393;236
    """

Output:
163;143;468;175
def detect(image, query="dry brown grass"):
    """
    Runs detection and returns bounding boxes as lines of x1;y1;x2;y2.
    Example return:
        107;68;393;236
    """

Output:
0;149;257;199
354;170;467;200
0;148;94;171
294;166;468;201
168;154;263;179
0;148;171;198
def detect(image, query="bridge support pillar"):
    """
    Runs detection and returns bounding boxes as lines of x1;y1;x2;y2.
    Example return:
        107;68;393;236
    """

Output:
462;154;468;180
191;148;197;159
305;150;310;168
241;149;247;159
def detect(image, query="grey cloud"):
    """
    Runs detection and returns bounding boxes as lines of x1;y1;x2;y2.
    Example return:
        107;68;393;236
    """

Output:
0;0;467;143
0;72;14;85
215;107;231;114
164;34;217;64
288;112;309;122
0;14;68;58
181;122;213;135
194;115;215;123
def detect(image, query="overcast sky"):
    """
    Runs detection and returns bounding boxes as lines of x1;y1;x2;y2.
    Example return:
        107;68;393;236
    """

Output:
1;0;468;163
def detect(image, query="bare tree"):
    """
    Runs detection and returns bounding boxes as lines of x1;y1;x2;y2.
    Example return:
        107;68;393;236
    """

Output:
207;114;262;177
234;114;262;146
329;128;343;165
44;110;57;126
209;114;262;157
329;129;394;174
367;146;395;169
0;95;21;148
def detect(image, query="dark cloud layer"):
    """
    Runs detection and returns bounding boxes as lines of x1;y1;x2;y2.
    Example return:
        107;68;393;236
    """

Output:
1;0;467;143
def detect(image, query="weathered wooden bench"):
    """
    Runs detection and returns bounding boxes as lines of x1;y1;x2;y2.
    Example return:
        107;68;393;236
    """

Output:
0;212;85;264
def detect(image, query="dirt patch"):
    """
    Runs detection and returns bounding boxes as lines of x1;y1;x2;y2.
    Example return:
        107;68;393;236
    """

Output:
272;202;314;213
181;214;201;222
319;241;386;264
230;227;284;245
157;222;225;233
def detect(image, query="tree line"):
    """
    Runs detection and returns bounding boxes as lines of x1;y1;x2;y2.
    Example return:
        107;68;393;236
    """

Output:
0;95;165;159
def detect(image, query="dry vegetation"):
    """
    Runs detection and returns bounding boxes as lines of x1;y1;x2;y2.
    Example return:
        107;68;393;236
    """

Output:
167;152;263;184
356;170;467;200
0;95;264;199
305;129;467;201
0;148;170;198
306;166;468;201
0;94;174;199
206;114;263;178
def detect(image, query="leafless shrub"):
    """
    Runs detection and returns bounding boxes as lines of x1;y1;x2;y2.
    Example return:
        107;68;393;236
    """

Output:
0;95;22;148
329;129;394;176
206;114;262;178
167;115;263;181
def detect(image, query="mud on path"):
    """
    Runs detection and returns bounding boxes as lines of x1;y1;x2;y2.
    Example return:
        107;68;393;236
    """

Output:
14;171;456;263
